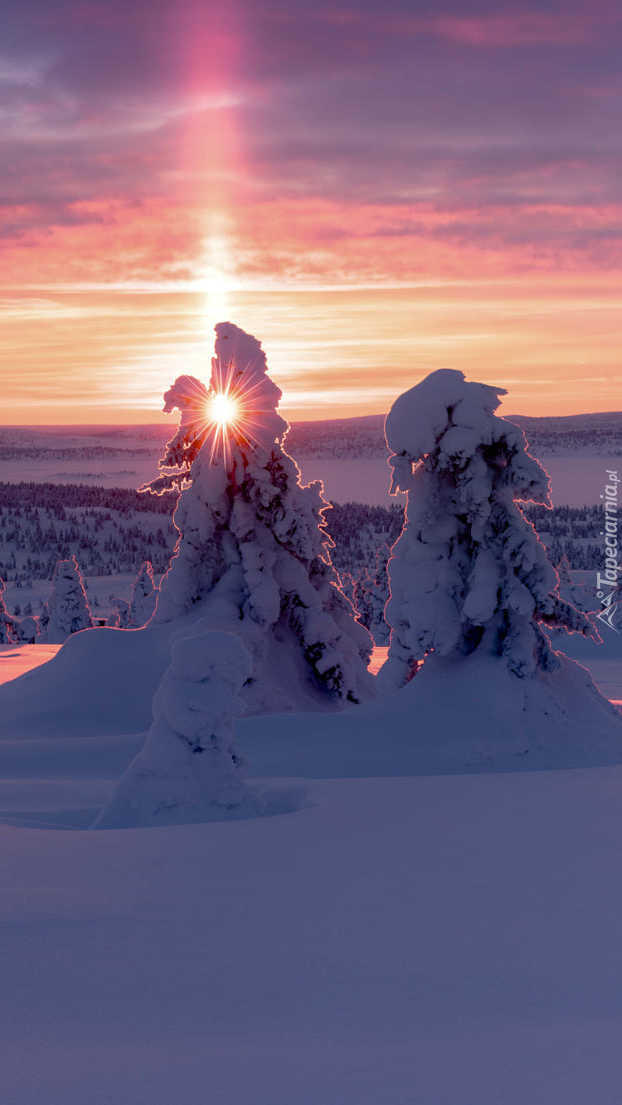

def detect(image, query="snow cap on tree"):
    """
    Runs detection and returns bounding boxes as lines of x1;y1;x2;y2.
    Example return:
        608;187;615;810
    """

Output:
145;322;374;710
40;556;93;644
380;368;596;686
143;323;288;495
94;625;258;828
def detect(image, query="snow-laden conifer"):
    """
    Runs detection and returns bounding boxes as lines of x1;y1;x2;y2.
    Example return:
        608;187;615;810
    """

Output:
94;626;259;827
0;579;17;644
14;616;38;643
354;549;390;646
127;561;157;627
144;322;374;710
380;369;595;687
39;557;93;644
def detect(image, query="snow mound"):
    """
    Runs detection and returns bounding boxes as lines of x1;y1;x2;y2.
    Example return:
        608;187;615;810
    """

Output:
239;651;622;779
0;609;364;742
95;626;298;829
0;625;171;740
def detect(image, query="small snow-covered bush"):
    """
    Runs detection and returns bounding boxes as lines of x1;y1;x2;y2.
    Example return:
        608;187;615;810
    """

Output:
94;626;260;827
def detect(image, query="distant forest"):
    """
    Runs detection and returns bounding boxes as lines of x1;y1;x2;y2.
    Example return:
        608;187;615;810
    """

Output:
0;482;605;589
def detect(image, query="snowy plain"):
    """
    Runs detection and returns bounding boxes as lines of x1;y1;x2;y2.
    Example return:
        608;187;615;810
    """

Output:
1;421;619;505
0;450;612;507
3;749;622;1104
300;453;618;507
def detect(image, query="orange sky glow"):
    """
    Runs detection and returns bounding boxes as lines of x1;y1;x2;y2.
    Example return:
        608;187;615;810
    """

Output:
1;0;620;423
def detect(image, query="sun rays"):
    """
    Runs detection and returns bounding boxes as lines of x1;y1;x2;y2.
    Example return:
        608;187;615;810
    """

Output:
204;354;279;466
209;392;239;426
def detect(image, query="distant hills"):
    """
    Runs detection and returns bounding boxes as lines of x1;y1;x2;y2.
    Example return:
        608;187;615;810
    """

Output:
287;411;622;458
0;410;621;461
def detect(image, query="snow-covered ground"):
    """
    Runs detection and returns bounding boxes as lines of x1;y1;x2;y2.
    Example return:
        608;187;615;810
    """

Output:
0;643;60;684
3;638;621;703
2;758;622;1103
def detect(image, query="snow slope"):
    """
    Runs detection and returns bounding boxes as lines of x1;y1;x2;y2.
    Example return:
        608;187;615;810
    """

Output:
237;652;622;779
3;768;622;1104
0;610;361;742
0;643;60;684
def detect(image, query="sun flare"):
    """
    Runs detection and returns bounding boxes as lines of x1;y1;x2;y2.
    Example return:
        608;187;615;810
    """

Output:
210;392;239;427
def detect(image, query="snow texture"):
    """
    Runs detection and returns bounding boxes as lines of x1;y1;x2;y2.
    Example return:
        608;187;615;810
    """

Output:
381;369;596;688
95;626;262;828
0;645;621;1103
5;767;622;1105
39;556;93;645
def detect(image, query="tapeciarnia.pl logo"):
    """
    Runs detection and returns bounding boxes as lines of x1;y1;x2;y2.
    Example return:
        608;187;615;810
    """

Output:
596;469;620;632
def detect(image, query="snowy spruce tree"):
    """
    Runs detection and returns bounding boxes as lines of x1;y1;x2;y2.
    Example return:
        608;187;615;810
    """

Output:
110;598;130;628
40;557;93;644
127;561;158;627
379;369;595;689
95;625;260;828
0;580;17;645
143;322;374;712
14;616;38;644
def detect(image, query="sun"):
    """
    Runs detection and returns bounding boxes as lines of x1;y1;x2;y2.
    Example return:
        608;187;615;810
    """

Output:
210;392;239;427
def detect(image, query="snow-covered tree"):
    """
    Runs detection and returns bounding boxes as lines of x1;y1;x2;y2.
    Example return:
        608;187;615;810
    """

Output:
14;616;38;644
379;369;595;688
109;598;130;628
94;626;259;828
127;561;157;627
39;556;93;644
0;579;17;644
143;322;374;711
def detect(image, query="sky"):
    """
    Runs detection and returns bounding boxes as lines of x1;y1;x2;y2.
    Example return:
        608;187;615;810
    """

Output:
1;0;621;423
